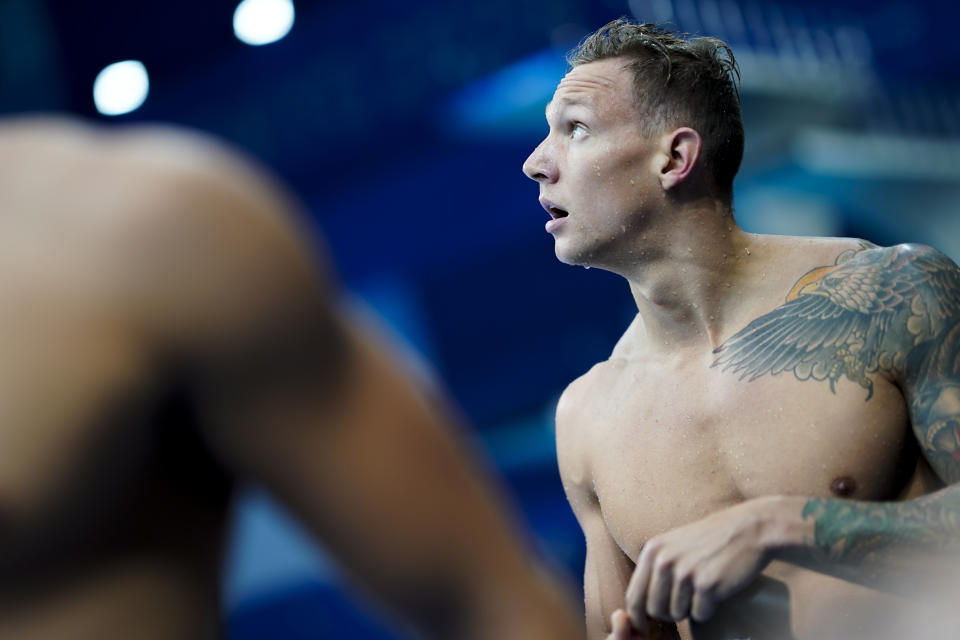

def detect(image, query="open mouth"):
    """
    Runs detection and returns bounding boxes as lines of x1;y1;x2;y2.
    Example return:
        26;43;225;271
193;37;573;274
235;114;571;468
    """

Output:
540;198;569;219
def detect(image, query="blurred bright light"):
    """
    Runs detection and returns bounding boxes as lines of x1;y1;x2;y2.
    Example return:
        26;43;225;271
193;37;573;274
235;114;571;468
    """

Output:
92;60;149;116
233;0;295;46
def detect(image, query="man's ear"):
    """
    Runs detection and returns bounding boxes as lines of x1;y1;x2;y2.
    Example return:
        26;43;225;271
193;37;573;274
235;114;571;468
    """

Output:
656;127;702;191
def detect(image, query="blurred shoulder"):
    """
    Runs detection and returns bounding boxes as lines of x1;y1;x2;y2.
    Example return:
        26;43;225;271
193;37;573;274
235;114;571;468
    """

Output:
0;115;311;243
0;116;337;334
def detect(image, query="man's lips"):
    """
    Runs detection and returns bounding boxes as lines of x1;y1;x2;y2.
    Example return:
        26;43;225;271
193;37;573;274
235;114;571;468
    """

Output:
539;198;569;220
545;217;566;233
539;198;569;233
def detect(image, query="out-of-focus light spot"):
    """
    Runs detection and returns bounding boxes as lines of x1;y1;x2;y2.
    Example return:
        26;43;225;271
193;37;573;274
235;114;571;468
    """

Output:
233;0;295;46
92;60;149;116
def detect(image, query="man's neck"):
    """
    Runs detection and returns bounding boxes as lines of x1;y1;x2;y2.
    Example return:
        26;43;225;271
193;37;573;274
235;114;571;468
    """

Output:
606;199;764;355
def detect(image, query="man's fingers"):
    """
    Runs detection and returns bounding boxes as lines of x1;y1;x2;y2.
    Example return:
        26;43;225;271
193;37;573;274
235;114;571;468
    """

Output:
610;609;630;639
610;609;646;640
645;558;673;619
669;573;693;621
690;586;717;623
626;549;652;633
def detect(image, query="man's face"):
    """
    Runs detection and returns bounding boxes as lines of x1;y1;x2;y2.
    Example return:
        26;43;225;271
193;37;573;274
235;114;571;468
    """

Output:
522;57;660;267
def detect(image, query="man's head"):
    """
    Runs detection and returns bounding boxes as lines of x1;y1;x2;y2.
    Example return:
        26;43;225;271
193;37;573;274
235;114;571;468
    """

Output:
522;18;744;268
568;18;743;199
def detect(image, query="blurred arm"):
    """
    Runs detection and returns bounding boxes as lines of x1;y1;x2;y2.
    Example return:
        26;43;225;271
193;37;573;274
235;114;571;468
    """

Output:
213;315;577;640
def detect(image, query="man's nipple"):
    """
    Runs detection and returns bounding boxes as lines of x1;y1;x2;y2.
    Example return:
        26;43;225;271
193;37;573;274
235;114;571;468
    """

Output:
829;475;857;497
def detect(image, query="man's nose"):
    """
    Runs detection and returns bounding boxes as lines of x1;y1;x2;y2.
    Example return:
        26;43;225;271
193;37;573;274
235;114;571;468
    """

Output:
522;141;557;183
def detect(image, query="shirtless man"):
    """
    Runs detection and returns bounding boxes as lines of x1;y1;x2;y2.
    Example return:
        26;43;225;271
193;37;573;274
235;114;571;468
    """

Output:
522;18;960;640
0;116;580;640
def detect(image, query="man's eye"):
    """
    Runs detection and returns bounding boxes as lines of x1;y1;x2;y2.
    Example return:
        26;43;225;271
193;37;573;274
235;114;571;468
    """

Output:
570;123;587;139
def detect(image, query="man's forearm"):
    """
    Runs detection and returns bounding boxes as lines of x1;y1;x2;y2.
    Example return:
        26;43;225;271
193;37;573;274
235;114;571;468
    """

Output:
771;486;960;595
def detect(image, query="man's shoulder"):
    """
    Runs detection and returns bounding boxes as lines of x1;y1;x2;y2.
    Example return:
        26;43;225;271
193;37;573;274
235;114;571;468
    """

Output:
1;115;303;238
0;116;332;345
558;314;644;419
838;241;950;265
68;119;319;285
555;358;627;434
768;237;959;310
555;362;608;486
789;238;954;271
560;358;624;401
823;242;960;303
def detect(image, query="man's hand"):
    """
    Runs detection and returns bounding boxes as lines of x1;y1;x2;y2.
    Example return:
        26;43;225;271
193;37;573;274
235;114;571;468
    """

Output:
624;496;801;630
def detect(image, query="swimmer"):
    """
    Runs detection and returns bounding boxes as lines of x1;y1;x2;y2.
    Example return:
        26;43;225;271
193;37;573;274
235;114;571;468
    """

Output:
0;116;580;640
522;18;960;640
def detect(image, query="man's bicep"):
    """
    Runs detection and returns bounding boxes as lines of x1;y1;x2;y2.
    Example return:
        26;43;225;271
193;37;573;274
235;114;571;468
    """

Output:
580;507;634;640
907;368;960;485
902;249;960;485
556;391;628;638
560;460;631;639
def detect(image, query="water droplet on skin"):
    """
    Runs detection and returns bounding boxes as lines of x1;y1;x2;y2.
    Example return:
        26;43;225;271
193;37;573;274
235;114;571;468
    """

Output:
744;247;751;255
630;179;635;185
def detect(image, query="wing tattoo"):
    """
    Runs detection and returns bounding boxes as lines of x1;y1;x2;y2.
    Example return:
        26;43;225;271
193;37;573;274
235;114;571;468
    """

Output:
712;244;960;401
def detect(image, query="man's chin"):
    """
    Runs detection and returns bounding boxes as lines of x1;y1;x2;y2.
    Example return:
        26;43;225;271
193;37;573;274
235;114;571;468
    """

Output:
554;245;595;268
554;240;578;264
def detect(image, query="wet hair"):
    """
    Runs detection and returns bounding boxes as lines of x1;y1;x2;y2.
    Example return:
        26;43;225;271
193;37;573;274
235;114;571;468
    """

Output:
568;18;744;199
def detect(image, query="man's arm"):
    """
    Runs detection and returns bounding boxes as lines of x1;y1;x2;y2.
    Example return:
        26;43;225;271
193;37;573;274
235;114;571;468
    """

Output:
556;384;672;640
212;317;580;640
123;129;578;640
788;244;960;590
576;494;636;639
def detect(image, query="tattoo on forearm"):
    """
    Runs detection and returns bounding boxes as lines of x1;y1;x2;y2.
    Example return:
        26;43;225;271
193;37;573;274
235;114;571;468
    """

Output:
801;490;960;578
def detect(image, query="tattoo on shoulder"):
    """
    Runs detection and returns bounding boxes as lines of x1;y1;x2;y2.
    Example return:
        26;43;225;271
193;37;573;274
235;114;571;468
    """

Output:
712;243;960;403
714;242;960;483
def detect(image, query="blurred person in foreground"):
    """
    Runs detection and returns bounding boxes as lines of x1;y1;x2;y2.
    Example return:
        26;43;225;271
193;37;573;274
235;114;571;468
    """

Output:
0;116;580;640
522;17;960;640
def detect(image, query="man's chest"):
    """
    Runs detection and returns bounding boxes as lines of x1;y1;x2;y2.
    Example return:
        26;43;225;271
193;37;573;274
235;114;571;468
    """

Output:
564;359;916;558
